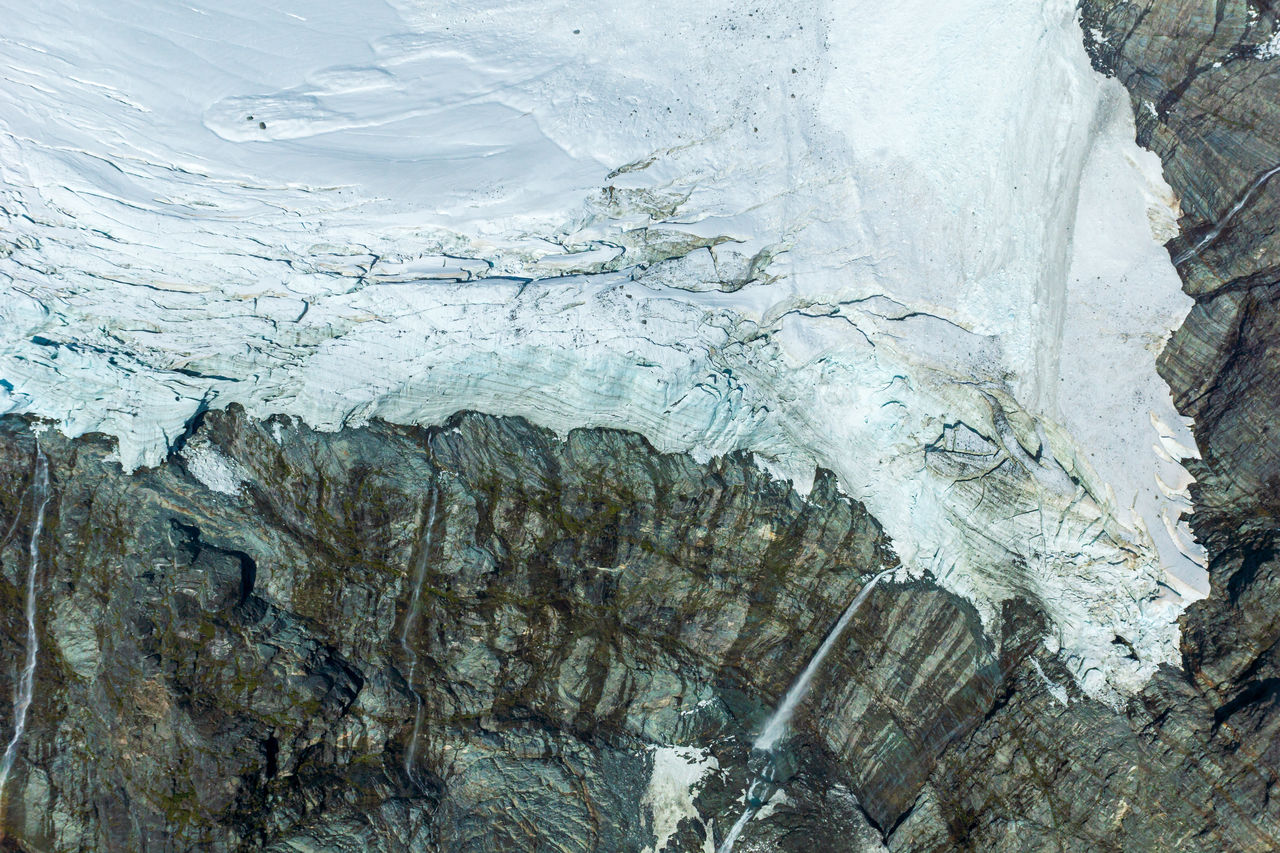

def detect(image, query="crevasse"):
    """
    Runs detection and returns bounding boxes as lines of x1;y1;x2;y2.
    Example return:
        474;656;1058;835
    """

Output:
0;445;49;807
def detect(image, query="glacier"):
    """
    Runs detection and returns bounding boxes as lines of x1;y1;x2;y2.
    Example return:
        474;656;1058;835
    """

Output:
0;0;1203;702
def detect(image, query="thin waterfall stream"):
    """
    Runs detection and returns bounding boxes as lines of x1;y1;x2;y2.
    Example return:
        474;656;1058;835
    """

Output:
718;569;891;853
1173;160;1280;265
400;489;438;786
0;444;50;810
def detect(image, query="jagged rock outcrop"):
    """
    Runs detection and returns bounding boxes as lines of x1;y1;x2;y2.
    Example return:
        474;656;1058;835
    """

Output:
1081;0;1280;299
1081;0;1280;544
0;408;1019;851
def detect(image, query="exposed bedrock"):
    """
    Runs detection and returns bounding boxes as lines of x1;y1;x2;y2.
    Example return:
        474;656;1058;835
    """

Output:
1082;0;1280;534
1;1;1279;850
0;408;1024;851
1081;0;1280;298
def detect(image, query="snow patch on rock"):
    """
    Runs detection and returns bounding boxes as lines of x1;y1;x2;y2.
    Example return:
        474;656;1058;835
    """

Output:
1256;28;1280;60
1032;659;1071;708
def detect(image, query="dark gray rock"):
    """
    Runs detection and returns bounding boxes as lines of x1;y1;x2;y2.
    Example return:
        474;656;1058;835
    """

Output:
878;3;1280;851
0;408;1016;851
3;6;1280;850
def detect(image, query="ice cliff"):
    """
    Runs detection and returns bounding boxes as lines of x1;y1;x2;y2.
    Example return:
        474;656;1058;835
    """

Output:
0;0;1202;701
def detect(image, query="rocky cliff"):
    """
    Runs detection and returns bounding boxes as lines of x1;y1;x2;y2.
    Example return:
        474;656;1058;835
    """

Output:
883;1;1280;850
1;1;1279;851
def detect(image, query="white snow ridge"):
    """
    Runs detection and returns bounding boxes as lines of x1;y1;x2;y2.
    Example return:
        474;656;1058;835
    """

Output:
0;0;1203;703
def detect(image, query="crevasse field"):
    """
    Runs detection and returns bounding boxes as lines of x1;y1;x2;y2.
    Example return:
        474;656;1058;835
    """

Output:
0;0;1203;702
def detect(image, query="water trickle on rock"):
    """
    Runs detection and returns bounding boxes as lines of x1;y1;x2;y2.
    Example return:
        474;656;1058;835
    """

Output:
400;489;438;785
0;444;50;809
718;569;891;853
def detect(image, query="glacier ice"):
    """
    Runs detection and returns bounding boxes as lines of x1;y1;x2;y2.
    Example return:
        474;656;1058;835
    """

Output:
0;444;49;806
0;0;1203;702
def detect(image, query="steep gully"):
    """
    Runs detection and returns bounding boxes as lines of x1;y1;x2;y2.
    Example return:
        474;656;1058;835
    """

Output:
399;488;438;788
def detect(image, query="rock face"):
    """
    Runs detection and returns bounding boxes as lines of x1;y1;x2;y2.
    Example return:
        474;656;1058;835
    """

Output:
0;0;1207;705
1082;0;1280;543
874;2;1280;851
2;4;1280;852
0;408;1022;851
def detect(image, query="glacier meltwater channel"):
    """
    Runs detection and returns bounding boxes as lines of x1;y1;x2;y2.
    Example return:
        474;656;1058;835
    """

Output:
0;445;49;811
0;0;1202;705
400;488;438;786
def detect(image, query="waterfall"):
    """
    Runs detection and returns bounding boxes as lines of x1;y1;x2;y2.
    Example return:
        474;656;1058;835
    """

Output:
718;569;890;853
1174;161;1280;265
0;445;50;809
400;489;437;785
719;804;755;853
754;570;889;752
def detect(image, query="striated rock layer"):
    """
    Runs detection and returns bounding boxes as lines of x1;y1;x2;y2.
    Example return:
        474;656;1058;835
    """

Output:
0;408;1022;850
0;0;1206;702
877;1;1280;850
0;0;1279;851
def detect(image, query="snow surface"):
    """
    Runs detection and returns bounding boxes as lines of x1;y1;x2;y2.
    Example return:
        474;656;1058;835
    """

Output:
1257;27;1280;60
1031;658;1071;708
179;436;246;496
0;0;1203;702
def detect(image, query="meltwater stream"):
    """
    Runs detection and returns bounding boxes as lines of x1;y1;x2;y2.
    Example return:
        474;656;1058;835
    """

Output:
400;489;438;786
0;445;50;810
1173;160;1280;265
718;570;891;853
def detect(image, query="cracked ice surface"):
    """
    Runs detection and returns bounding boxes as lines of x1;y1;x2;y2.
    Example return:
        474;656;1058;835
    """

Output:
0;0;1204;701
